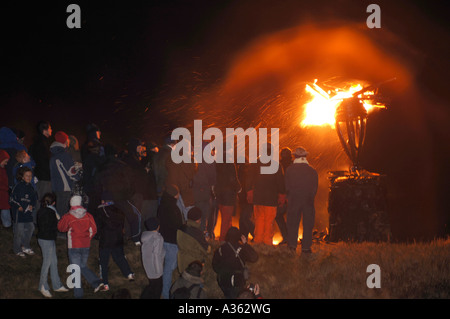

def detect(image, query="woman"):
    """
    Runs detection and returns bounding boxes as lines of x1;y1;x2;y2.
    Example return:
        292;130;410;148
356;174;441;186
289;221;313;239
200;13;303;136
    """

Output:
36;192;69;297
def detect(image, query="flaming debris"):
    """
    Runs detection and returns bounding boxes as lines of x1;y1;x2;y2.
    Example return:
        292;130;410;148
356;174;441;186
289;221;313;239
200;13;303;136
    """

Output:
301;79;393;128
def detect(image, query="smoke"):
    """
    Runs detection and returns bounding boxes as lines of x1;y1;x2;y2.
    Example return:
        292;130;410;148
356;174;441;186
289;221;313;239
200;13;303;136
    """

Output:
147;17;442;239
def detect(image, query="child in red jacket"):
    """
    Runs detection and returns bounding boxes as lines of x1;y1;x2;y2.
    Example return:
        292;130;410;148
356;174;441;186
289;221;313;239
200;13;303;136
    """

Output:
58;195;106;298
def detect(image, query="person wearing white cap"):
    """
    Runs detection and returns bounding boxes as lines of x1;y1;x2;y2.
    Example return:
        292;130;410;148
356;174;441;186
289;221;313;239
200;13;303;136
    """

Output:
58;195;106;298
285;147;318;254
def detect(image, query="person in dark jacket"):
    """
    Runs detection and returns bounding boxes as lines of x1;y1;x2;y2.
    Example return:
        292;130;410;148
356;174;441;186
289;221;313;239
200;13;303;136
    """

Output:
246;143;285;245
123;138;156;231
193;141;216;233
36;192;69;297
29;121;53;212
214;143;241;242
212;226;259;299
81;124;105;215
275;147;293;245
237;162;254;241
96;192;134;291
157;184;184;299
153;136;176;199
285;147;318;254
10;167;38;257
93;145;142;245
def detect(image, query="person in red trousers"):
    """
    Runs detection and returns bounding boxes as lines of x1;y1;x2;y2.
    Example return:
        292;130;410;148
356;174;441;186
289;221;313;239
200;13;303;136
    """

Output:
246;144;285;245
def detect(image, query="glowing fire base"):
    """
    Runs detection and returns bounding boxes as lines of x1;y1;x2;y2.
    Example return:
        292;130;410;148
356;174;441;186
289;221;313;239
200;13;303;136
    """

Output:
327;171;391;242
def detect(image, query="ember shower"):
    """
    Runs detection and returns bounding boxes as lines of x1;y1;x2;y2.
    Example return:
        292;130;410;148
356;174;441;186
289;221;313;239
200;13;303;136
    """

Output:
147;20;441;241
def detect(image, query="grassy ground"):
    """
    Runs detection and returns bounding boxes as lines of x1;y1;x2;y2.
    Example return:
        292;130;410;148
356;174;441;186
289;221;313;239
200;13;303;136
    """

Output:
0;225;449;299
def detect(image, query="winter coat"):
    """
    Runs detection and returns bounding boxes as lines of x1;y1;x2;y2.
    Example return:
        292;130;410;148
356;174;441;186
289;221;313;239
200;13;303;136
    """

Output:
96;203;125;249
94;157;135;203
81;138;105;194
169;270;207;299
152;145;172;194
215;163;241;206
177;219;210;273
123;153;157;201
285;161;318;201
212;233;258;290
166;159;197;207
0;127;26;188
157;191;184;245
57;206;97;249
9;180;37;223
37;206;60;241
29;134;52;181
247;161;285;207
50;142;81;192
141;230;165;279
193;161;216;203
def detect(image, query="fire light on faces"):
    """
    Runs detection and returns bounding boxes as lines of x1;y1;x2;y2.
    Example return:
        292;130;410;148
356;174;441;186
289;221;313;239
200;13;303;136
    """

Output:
301;80;386;128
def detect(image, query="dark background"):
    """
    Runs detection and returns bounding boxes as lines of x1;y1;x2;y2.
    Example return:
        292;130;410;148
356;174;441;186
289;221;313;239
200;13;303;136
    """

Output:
1;0;449;240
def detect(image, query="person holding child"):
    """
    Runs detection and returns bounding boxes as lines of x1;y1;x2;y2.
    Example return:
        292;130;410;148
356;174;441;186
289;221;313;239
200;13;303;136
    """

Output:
10;167;38;257
36;192;69;297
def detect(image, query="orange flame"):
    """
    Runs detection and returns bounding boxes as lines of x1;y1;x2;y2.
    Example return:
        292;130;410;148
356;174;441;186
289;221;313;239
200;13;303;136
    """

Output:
301;80;385;128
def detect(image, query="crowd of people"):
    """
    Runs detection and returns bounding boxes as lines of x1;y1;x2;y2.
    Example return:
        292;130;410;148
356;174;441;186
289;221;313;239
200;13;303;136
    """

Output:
0;120;318;299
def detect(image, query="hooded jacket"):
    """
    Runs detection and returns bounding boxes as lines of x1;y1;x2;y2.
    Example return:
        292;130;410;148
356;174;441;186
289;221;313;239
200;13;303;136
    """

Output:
212;227;259;289
57;206;97;249
29;133;51;181
50;141;81;192
0;127;27;188
141;230;165;279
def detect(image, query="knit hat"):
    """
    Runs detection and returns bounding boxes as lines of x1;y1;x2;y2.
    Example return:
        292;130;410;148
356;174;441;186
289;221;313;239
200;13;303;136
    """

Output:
144;217;160;231
55;131;69;144
185;260;203;277
70;195;83;207
187;207;202;221
0;149;10;163
293;147;309;158
165;184;179;197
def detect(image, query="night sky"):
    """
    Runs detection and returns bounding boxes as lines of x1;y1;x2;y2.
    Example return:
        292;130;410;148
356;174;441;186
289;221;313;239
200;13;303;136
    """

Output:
1;0;449;240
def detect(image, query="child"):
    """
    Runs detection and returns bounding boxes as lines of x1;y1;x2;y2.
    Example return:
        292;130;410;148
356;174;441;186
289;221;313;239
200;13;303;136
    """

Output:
36;192;69;297
0;150;11;228
13;150;37;188
97;194;135;291
57;195;106;298
141;217;165;299
10;167;37;257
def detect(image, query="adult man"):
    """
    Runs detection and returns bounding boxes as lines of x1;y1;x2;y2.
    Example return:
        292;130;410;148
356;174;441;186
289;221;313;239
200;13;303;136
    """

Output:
50;131;82;217
29;121;52;211
285;147;318;254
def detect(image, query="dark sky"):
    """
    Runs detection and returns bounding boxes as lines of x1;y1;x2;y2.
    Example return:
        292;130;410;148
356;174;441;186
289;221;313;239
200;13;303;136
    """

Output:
1;0;449;239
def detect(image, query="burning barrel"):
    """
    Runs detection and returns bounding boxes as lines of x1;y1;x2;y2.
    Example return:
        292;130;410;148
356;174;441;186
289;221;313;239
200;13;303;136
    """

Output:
328;86;392;242
301;79;394;242
327;171;391;242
